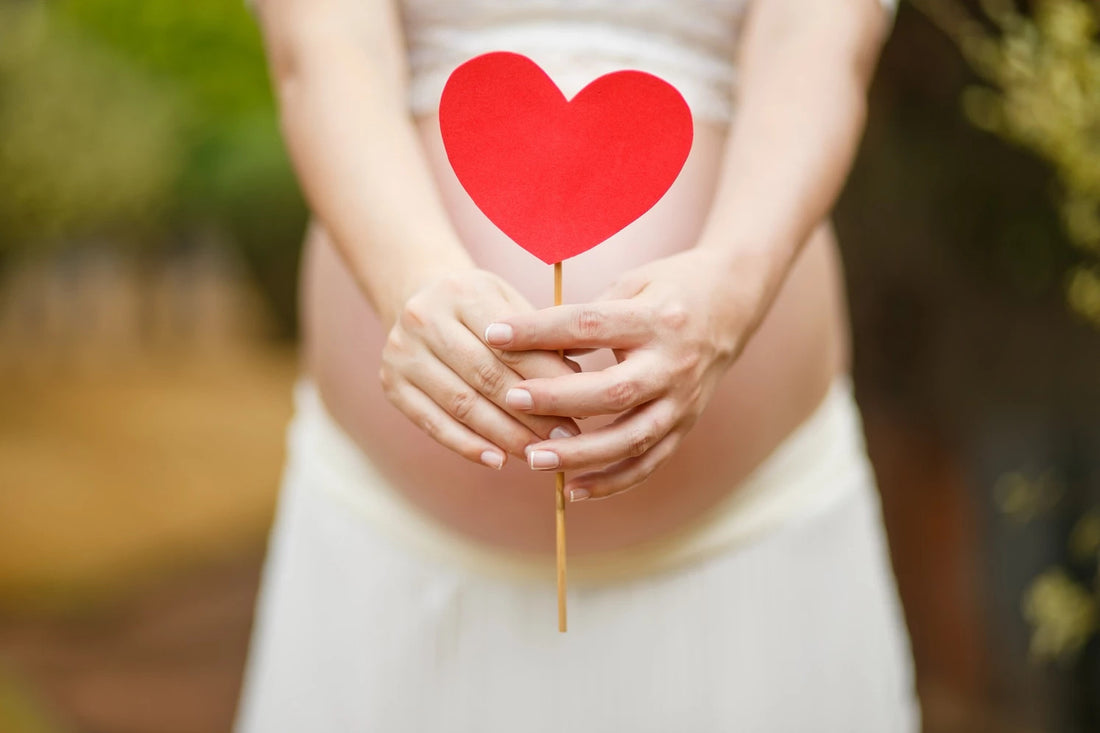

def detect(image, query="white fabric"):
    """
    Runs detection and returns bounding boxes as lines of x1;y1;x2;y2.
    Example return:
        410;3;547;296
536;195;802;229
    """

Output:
401;0;898;122
235;379;920;731
263;379;880;585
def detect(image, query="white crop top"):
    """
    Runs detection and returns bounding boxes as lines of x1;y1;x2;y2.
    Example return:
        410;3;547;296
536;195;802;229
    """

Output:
400;0;896;123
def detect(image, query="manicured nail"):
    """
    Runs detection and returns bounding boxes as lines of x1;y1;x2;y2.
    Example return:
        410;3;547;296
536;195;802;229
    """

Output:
550;426;576;440
480;450;504;470
528;450;559;470
484;323;513;345
506;388;534;410
569;488;590;502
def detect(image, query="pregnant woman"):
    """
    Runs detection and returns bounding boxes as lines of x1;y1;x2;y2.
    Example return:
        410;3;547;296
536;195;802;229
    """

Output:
238;0;920;730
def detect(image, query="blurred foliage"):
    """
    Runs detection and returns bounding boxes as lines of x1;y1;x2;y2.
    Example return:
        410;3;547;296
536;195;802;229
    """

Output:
994;469;1065;523
0;4;181;250
996;472;1098;665
54;0;287;214
913;0;1100;329
0;0;306;336
0;665;65;733
1024;567;1097;662
912;0;1100;676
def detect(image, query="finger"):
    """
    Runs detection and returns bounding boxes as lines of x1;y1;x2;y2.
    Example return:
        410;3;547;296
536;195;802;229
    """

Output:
565;430;681;502
505;356;665;417
405;350;547;458
485;301;650;351
593;270;650;303
458;300;579;382
425;321;579;439
494;346;579;382
385;378;508;470
522;401;676;472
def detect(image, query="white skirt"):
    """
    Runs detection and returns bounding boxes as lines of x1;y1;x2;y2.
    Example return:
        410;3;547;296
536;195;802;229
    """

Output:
236;379;920;732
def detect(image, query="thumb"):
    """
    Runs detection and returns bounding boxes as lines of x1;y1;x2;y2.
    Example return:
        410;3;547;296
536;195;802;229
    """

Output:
593;269;649;303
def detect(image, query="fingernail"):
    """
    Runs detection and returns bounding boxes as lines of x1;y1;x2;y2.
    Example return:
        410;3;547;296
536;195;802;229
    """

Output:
480;450;504;470
569;488;590;502
506;388;533;410
528;450;559;470
484;323;513;345
550;426;576;440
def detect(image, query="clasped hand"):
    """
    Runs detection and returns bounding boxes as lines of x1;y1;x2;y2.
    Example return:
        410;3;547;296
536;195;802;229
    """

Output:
380;249;756;501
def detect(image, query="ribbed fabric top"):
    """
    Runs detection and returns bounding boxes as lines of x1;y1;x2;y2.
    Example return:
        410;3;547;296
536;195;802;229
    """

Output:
402;0;750;122
400;0;896;122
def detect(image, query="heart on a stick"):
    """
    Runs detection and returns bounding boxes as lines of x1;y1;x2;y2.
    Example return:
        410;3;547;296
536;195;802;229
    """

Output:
439;52;693;265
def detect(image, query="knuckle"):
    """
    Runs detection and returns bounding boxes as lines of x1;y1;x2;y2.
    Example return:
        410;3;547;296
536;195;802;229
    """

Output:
449;389;477;421
685;382;705;407
636;458;662;486
606;379;638;411
418;414;440;441
576;307;604;339
437;272;465;293
610;272;646;298
495;348;524;368
443;272;481;302
673;350;701;378
399;296;431;331
657;302;691;331
626;424;655;457
383;325;405;354
474;361;505;394
378;365;395;396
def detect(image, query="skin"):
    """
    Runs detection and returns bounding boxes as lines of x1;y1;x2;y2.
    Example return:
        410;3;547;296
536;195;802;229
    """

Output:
254;0;891;554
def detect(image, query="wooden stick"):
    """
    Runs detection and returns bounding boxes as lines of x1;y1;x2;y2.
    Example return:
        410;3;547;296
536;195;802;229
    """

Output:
554;260;567;633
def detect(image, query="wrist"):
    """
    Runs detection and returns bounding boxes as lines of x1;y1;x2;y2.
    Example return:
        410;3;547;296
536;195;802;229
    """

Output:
365;248;477;331
686;242;787;355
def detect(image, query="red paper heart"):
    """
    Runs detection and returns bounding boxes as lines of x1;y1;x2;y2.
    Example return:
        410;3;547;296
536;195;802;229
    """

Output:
439;52;693;265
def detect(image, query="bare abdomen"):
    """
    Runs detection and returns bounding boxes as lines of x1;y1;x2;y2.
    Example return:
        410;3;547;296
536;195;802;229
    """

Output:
301;118;847;554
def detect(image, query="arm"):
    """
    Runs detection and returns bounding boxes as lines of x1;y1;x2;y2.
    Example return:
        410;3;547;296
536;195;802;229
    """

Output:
255;0;578;466
255;0;470;324
695;0;889;302
489;0;891;498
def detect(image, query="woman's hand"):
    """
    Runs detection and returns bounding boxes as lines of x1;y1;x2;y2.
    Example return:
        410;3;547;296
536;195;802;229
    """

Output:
380;268;580;470
474;0;889;500
484;247;768;501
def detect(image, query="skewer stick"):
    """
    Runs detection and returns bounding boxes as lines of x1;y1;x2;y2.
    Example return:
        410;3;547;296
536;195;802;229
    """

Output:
554;260;567;633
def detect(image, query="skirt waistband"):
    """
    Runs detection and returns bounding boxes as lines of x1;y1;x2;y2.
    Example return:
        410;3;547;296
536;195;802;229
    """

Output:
283;376;876;585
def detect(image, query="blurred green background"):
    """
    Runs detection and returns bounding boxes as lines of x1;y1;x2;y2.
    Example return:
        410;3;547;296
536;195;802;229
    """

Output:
0;0;1098;731
0;0;305;335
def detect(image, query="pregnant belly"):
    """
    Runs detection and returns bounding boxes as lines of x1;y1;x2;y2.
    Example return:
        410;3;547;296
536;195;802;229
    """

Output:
302;117;848;554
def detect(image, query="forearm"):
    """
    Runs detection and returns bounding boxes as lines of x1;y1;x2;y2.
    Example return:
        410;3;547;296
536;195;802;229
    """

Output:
257;0;473;328
696;0;889;313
